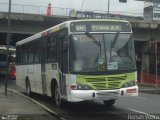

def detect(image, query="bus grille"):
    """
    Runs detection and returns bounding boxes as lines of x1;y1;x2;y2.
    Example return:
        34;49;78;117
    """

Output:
85;75;126;90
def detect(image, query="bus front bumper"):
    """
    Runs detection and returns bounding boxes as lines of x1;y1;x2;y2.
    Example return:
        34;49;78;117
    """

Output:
68;86;138;102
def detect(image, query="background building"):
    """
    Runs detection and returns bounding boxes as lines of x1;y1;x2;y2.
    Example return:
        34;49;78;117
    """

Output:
137;0;160;20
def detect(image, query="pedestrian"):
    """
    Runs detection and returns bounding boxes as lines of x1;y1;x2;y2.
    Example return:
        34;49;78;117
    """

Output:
45;3;52;16
136;54;142;83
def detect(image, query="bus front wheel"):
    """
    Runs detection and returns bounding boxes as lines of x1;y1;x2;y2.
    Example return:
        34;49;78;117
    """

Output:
54;84;64;107
103;99;115;107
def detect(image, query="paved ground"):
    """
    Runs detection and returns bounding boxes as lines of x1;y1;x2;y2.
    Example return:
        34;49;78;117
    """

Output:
138;83;160;94
0;84;57;120
0;78;160;120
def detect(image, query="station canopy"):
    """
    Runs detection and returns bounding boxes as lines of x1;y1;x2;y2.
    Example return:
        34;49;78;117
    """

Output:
0;45;16;54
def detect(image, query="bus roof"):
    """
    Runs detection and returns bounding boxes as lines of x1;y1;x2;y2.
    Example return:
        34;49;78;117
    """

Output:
16;19;130;46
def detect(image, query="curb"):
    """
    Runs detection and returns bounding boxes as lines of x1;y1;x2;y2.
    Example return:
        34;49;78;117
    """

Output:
2;87;66;120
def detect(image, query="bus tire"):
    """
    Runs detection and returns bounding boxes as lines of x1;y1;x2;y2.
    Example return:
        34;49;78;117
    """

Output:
26;80;32;97
54;83;64;107
103;99;115;107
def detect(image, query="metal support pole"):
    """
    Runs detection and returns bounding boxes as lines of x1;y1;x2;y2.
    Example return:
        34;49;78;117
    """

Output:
5;0;11;96
81;0;85;10
107;0;110;18
100;0;101;10
155;42;158;94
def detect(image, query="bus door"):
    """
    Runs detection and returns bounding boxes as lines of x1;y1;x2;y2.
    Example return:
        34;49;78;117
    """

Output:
41;38;47;95
58;30;68;98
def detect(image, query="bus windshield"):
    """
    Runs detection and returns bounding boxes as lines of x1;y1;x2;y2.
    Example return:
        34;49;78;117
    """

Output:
70;33;136;74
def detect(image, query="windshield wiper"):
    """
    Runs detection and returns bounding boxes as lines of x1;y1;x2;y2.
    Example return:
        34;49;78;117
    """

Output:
85;32;101;46
111;32;119;49
110;32;119;57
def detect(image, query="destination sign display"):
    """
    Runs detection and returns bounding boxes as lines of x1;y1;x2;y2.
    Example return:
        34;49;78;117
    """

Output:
70;21;131;32
75;25;86;31
91;25;122;31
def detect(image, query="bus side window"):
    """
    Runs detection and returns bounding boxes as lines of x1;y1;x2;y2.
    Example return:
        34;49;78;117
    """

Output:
22;45;28;64
46;34;57;62
28;43;34;63
16;46;21;64
34;40;40;63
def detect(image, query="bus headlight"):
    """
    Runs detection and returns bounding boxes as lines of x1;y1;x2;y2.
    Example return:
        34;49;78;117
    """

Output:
121;81;136;88
77;83;93;90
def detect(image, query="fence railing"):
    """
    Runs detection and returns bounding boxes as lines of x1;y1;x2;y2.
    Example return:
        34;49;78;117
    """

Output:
0;3;143;18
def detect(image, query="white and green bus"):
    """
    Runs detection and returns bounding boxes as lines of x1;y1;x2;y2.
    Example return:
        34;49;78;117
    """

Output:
16;19;138;107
